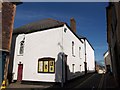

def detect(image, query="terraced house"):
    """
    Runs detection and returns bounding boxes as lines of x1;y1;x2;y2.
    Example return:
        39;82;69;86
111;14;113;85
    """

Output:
9;18;95;84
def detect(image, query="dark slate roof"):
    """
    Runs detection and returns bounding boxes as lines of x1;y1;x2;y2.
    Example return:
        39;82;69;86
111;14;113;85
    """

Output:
5;0;23;5
78;35;86;39
12;2;23;5
13;18;94;50
103;50;108;56
78;34;94;50
13;18;65;34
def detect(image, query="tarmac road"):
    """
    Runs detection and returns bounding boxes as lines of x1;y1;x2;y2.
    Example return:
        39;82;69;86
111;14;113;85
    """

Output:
74;73;103;89
6;73;118;90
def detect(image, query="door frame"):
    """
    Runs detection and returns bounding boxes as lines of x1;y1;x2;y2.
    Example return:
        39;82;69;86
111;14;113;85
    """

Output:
17;62;23;82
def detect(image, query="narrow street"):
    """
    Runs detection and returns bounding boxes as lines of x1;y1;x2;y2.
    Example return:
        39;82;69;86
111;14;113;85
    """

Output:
49;73;118;89
74;73;102;88
6;72;118;89
50;73;102;89
1;2;120;90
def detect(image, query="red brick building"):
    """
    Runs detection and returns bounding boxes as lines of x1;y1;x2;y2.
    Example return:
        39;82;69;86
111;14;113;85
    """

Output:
0;1;22;85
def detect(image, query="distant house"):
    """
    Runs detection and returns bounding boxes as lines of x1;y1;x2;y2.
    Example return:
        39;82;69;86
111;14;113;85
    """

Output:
78;35;95;73
10;18;95;83
103;50;112;73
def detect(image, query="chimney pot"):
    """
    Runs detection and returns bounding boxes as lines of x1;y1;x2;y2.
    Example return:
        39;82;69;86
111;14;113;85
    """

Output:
70;18;76;33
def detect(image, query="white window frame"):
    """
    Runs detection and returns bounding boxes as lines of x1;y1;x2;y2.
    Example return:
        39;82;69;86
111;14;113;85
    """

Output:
72;41;75;56
18;37;25;55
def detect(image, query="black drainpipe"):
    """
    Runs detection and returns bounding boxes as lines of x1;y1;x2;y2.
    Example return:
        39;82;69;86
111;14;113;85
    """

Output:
84;39;87;74
61;53;64;87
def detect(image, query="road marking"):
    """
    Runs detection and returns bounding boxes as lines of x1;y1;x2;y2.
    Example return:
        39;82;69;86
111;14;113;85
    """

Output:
75;73;96;88
97;74;104;90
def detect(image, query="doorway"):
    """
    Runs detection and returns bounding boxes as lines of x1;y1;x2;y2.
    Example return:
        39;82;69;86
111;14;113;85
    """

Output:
106;65;111;73
17;62;23;82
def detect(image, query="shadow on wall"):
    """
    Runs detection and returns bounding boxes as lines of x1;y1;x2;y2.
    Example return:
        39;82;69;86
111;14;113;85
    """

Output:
55;52;84;83
7;51;86;84
55;52;62;82
8;34;18;84
0;51;7;85
55;52;70;83
0;52;2;85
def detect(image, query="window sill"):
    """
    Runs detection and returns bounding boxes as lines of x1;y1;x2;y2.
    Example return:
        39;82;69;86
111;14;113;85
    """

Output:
17;54;23;56
72;55;75;57
38;72;55;74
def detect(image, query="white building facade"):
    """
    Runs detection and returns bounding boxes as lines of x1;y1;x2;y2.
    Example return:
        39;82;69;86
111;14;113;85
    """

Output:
11;18;95;83
103;50;112;73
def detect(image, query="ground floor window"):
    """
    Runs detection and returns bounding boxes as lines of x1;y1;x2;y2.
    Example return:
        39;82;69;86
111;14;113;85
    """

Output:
72;64;75;73
38;58;55;73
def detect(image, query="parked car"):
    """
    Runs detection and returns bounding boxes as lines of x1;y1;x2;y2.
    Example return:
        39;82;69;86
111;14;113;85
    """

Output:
98;69;104;74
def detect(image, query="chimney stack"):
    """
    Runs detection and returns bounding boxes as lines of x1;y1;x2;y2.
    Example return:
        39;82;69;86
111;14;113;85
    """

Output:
70;18;76;33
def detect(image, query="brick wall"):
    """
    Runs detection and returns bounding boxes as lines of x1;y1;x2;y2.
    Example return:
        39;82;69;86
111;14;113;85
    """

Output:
2;2;16;51
0;2;2;50
70;18;76;33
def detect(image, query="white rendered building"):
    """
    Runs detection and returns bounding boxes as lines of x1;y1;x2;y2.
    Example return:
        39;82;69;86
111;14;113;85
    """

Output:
11;18;95;83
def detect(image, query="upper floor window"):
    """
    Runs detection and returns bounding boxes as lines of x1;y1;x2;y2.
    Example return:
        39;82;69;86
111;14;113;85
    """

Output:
79;47;81;58
19;37;25;55
72;41;75;56
64;28;67;33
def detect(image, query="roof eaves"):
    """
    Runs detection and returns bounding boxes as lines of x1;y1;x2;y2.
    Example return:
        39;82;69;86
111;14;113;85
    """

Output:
65;23;83;43
13;18;65;34
13;24;64;34
103;50;108;56
85;38;95;51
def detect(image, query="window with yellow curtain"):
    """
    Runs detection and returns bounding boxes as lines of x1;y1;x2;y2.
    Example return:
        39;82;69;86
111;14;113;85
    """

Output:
38;58;55;73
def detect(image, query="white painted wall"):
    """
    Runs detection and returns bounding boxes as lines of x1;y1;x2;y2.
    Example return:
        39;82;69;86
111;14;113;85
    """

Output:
12;24;95;83
13;27;63;82
63;25;85;80
85;40;95;72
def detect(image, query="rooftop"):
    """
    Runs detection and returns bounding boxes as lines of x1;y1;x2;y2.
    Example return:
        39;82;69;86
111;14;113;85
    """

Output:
13;18;95;50
78;35;86;39
13;18;65;34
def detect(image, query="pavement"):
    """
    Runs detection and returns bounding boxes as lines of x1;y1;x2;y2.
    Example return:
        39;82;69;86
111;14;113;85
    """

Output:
49;73;119;89
6;73;93;89
47;73;96;88
6;81;54;90
6;72;120;89
74;73;102;88
101;73;119;89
